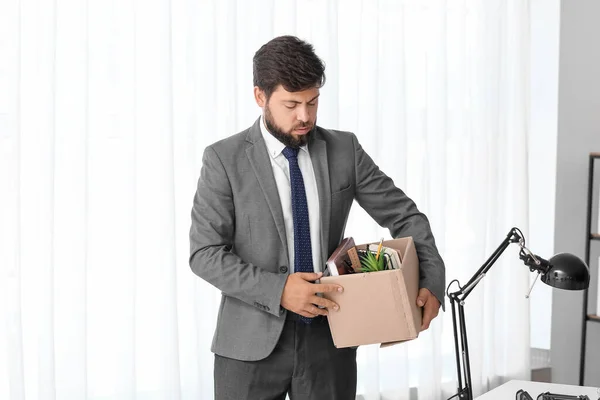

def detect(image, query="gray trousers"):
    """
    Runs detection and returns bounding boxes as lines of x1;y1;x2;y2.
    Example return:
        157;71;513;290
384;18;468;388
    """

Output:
214;315;357;400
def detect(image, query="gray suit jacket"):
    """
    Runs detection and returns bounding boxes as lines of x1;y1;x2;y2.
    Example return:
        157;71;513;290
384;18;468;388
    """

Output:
189;118;445;361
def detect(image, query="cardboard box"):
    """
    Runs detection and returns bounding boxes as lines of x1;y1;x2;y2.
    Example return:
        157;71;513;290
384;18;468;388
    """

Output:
321;237;422;348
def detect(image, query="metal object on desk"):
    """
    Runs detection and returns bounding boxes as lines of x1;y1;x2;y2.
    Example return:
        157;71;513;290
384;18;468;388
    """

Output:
537;393;591;400
516;389;593;400
474;380;599;400
516;389;534;400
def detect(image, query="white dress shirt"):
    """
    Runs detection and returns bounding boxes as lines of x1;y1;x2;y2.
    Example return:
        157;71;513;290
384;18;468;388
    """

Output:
259;116;322;273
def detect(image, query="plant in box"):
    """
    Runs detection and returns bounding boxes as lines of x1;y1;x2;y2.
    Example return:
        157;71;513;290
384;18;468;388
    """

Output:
357;240;394;273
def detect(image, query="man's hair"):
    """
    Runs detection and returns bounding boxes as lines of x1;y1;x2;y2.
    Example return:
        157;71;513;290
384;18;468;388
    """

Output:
253;35;326;100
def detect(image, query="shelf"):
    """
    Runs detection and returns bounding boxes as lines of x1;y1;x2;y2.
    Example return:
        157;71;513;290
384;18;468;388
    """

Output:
581;154;599;385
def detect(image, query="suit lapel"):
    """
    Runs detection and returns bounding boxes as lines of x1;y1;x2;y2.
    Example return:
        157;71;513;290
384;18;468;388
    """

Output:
308;132;331;265
245;119;289;261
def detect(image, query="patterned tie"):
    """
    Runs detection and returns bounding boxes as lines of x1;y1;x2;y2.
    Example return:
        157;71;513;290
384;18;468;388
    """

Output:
282;146;314;324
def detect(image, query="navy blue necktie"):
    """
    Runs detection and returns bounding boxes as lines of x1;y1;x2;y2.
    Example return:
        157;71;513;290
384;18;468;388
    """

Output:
282;147;314;324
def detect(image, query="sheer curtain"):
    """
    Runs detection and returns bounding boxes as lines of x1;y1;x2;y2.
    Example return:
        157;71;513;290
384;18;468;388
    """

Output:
0;0;531;399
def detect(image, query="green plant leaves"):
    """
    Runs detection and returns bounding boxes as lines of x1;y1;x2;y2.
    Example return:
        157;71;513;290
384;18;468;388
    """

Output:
359;248;387;273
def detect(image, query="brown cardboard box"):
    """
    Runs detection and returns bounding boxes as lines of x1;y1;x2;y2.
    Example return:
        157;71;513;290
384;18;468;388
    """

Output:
321;237;422;348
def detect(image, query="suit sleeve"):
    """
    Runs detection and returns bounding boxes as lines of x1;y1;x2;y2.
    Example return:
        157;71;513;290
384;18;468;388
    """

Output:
189;146;287;317
351;134;446;310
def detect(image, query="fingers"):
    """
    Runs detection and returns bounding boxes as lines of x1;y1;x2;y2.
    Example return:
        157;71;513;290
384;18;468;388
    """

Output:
298;304;327;318
312;283;344;293
293;273;343;293
416;287;429;307
282;273;344;317
296;297;341;318
310;295;339;311
421;299;440;331
296;271;323;282
421;304;434;330
416;288;440;331
296;297;340;318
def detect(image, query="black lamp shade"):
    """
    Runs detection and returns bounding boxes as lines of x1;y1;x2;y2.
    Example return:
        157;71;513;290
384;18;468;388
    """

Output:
541;253;590;290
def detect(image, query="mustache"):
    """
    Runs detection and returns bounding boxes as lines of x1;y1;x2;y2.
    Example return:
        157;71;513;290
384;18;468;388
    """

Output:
294;122;313;129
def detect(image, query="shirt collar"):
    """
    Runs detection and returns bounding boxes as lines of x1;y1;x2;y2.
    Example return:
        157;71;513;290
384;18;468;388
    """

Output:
260;115;309;159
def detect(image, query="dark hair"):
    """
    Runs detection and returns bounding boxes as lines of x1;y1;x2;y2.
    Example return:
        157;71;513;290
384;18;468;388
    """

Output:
253;35;326;100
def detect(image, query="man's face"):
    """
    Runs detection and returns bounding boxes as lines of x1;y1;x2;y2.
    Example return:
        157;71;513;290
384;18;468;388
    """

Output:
254;85;319;148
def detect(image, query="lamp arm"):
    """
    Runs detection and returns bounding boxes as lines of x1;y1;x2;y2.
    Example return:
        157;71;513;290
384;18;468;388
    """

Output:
454;228;523;302
447;227;526;400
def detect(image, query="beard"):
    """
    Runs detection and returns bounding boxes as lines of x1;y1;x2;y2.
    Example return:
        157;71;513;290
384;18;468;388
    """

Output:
264;105;314;149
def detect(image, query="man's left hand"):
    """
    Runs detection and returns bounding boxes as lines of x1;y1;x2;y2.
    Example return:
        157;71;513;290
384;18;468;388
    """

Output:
416;288;440;331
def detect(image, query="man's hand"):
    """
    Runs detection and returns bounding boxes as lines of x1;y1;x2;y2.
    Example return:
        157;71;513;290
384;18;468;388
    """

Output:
417;288;440;331
281;272;343;318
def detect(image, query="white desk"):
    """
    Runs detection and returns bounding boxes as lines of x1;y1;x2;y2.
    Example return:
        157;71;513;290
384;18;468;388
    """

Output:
475;380;600;399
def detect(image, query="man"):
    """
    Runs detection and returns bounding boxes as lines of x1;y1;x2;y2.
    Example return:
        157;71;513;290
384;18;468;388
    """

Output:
189;35;445;400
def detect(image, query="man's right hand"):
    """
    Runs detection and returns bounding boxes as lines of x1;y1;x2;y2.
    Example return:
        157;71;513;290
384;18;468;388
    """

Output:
280;272;343;318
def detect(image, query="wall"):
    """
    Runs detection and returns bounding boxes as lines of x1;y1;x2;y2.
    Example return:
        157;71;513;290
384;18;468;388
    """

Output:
551;0;600;386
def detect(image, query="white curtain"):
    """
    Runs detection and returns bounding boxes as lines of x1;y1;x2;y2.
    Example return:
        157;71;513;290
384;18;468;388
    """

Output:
0;0;531;399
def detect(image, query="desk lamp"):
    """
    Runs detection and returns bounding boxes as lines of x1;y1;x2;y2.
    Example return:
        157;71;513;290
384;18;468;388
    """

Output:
447;227;590;400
